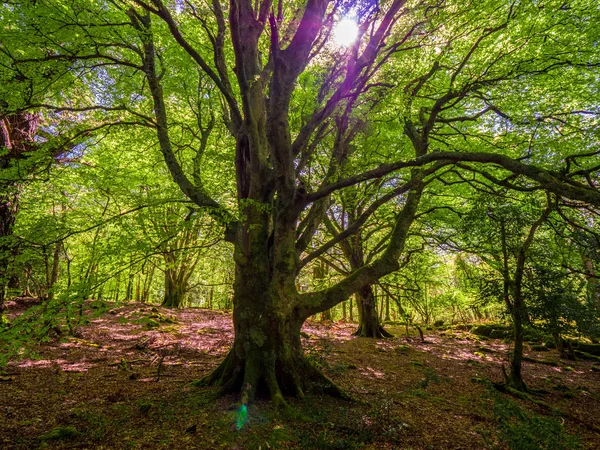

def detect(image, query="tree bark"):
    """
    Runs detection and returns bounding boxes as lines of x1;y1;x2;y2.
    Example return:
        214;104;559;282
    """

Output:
0;189;18;312
198;219;346;405
162;267;187;308
508;299;526;391
505;202;552;391
583;254;599;307
133;0;423;403
353;284;393;338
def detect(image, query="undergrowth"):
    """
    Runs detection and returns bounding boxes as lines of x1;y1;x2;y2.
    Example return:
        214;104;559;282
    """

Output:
482;391;580;450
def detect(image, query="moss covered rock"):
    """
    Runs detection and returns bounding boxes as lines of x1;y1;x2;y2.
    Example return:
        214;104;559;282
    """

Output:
489;328;511;339
145;319;160;330
531;344;549;352
471;324;494;337
574;342;600;356
39;425;78;442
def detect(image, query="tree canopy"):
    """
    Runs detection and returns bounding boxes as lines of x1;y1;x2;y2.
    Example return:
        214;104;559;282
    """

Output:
1;0;599;405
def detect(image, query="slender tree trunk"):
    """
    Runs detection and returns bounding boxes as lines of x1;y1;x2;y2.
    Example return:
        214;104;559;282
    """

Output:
114;274;120;302
126;265;134;301
141;263;155;303
504;203;552;391
583;254;599;307
349;296;354;322
384;293;391;322
509;299;526;391
135;274;141;302
46;242;62;302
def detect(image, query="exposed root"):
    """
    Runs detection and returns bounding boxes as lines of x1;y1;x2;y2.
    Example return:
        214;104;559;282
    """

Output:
304;361;354;401
414;324;425;342
493;381;555;411
195;347;353;405
352;324;393;339
522;356;558;366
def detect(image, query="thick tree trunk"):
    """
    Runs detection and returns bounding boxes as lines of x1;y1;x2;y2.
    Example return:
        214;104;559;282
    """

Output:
134;1;422;406
353;285;393;338
198;253;343;406
0;206;16;314
346;235;393;337
161;268;186;308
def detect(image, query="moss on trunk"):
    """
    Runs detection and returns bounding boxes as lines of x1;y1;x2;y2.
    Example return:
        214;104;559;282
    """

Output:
353;285;393;338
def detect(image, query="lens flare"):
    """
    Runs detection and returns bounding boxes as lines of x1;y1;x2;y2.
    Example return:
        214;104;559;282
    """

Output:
333;18;359;46
236;404;248;430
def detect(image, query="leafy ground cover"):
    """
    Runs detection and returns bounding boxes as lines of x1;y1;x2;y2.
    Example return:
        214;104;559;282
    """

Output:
1;300;598;449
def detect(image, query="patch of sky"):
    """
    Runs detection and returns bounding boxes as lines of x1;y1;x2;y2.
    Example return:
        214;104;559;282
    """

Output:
88;67;117;107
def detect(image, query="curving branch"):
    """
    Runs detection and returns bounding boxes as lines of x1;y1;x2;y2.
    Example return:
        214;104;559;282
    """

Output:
129;9;237;239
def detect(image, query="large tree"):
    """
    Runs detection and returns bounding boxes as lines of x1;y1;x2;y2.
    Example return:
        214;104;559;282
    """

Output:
2;0;599;405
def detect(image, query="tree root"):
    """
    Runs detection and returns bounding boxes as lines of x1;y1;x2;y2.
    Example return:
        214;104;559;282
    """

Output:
522;356;558;366
194;348;354;405
353;324;393;339
574;350;600;362
492;381;555;410
108;358;149;366
304;361;354;401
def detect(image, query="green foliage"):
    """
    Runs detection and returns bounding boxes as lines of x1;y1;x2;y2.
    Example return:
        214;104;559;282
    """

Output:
0;0;599;407
525;263;599;340
493;396;580;450
38;425;79;442
0;284;107;366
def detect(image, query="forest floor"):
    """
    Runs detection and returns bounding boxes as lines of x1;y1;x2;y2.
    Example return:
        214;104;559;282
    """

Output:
1;299;599;449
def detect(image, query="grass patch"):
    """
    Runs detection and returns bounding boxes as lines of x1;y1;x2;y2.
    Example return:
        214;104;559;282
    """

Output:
489;393;580;450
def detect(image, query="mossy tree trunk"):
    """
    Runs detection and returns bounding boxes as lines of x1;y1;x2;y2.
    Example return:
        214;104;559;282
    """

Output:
128;0;582;404
0;188;18;312
583;254;599;307
162;266;189;308
157;208;203;308
508;298;526;391
323;215;394;338
137;0;419;398
199;223;333;404
353;284;393;338
161;244;198;308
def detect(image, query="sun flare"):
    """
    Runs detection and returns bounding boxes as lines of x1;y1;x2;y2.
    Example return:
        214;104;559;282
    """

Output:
333;18;359;46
